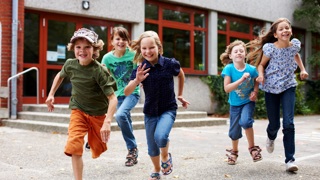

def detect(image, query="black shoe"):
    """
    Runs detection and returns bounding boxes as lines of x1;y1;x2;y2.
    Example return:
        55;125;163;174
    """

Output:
85;142;90;152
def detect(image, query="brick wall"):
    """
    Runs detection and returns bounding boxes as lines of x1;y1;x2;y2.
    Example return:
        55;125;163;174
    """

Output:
0;0;25;112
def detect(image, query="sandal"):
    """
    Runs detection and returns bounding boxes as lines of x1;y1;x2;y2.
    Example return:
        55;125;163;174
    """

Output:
125;148;138;166
249;146;263;162
161;153;173;175
148;172;161;180
226;149;238;165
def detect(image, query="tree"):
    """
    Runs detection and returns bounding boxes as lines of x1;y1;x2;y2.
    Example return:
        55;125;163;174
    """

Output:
293;0;320;33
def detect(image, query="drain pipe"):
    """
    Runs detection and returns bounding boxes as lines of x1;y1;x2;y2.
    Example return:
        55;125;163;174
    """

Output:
11;0;18;119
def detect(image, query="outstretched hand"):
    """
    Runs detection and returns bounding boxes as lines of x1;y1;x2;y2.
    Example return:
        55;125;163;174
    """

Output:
300;70;308;80
177;96;190;109
45;95;55;112
135;64;150;83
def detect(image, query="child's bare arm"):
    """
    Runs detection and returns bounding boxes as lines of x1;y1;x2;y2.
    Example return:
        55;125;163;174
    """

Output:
100;93;118;143
294;53;308;80
45;72;64;112
177;68;190;108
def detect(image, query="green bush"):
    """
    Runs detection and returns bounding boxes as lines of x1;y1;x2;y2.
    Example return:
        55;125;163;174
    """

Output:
305;79;320;113
201;74;311;118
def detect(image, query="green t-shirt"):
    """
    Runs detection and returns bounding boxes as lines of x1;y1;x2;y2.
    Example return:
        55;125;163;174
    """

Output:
101;48;140;97
60;58;117;116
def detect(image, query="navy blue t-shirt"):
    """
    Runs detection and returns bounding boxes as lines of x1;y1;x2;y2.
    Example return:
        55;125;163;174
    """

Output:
130;55;180;116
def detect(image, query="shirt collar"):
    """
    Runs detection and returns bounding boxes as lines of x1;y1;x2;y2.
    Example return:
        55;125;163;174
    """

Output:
143;55;164;68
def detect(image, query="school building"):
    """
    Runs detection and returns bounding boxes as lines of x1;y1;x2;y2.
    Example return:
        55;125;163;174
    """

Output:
0;0;319;118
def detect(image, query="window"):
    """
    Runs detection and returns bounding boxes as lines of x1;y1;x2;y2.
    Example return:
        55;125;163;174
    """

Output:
217;14;263;71
145;0;208;74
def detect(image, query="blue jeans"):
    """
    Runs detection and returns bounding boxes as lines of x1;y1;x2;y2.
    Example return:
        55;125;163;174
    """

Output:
116;94;139;150
265;87;296;163
229;101;255;140
144;110;176;157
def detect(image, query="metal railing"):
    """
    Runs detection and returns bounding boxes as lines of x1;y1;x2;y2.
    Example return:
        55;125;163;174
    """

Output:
7;67;39;119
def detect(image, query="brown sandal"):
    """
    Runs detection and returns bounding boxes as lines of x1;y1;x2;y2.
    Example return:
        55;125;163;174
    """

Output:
226;149;238;165
125;148;138;166
249;146;263;162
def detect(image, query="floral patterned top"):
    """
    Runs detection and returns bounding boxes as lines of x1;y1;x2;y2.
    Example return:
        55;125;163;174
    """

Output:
260;38;300;94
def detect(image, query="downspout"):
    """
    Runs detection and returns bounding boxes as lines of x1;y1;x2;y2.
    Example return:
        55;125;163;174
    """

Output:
11;0;18;119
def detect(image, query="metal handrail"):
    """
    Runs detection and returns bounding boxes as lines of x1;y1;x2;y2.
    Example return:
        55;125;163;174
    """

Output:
7;67;39;119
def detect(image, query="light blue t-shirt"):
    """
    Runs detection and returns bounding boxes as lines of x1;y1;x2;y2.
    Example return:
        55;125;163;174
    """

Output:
221;63;258;106
261;38;300;94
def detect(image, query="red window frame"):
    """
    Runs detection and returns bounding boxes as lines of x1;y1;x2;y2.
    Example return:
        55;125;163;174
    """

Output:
145;0;208;75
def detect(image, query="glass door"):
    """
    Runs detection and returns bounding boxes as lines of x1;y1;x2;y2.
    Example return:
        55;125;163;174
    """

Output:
23;10;130;104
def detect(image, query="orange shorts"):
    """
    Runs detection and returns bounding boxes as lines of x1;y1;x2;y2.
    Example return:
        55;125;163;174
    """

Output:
64;109;107;159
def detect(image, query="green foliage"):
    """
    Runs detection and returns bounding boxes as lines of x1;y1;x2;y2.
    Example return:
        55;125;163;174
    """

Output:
305;79;320;113
201;74;312;118
200;75;229;115
307;51;320;67
293;0;320;33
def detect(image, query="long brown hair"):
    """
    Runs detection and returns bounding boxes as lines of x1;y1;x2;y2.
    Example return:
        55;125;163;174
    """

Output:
246;18;292;66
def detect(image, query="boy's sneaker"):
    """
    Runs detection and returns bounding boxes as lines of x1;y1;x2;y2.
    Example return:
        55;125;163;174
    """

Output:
266;138;274;153
85;142;90;152
286;160;298;172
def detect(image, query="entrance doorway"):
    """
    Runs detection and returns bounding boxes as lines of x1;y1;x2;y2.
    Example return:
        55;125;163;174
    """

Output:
23;10;130;104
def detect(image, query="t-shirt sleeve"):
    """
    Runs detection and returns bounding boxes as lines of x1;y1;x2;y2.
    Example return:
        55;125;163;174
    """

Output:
291;38;301;53
97;66;117;96
262;43;273;58
59;60;70;78
101;53;110;68
221;64;231;78
130;67;137;80
171;58;181;76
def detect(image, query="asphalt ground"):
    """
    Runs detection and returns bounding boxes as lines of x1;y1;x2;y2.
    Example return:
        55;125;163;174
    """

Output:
0;115;320;180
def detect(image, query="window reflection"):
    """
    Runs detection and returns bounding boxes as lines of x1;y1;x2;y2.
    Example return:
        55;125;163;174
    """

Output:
24;13;39;63
230;21;250;33
47;20;75;65
145;23;158;33
23;68;37;96
163;9;190;23
218;18;227;31
194;31;206;70
163;28;190;68
218;34;226;71
47;69;71;97
145;4;158;20
194;13;205;28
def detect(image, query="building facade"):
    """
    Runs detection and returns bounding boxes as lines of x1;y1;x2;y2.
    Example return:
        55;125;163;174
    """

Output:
0;0;318;118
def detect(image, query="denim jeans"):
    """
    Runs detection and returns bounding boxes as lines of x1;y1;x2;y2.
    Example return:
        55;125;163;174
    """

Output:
228;101;255;140
116;94;139;150
265;87;296;163
144;110;176;157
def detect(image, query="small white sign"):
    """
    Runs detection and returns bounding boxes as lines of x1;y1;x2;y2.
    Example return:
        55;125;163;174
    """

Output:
47;51;58;61
57;45;66;59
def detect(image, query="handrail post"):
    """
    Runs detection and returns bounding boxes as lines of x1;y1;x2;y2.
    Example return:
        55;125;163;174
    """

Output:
7;67;39;119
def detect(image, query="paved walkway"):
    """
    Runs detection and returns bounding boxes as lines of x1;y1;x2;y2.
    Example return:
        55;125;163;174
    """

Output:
1;115;320;180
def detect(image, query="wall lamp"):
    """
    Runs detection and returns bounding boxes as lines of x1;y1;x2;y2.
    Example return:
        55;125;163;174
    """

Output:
82;1;90;10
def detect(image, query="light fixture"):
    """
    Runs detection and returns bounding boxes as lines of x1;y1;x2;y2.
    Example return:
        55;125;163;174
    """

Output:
82;1;90;10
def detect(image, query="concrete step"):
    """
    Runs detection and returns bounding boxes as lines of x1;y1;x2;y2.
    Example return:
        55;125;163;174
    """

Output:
17;111;208;123
1;117;227;134
22;104;187;114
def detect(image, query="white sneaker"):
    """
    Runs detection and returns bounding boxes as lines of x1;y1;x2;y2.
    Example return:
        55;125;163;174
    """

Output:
85;142;90;152
286;160;298;172
266;138;274;153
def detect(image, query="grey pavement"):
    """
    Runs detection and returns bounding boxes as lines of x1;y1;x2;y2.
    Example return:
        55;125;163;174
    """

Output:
0;115;320;180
